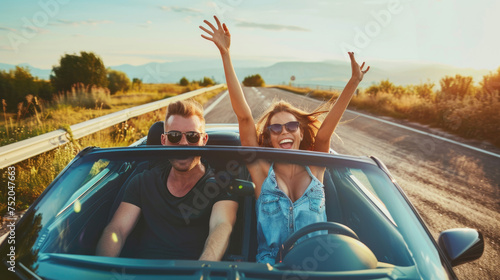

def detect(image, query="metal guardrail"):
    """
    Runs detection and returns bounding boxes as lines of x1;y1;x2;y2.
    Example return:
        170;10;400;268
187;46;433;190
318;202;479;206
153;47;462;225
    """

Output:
0;84;225;169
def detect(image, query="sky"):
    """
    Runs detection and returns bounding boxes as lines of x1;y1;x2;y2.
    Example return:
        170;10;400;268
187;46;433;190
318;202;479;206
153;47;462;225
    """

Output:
0;0;499;71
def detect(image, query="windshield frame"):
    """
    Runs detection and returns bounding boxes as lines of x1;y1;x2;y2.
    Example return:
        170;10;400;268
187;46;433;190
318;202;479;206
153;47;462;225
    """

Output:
1;145;455;279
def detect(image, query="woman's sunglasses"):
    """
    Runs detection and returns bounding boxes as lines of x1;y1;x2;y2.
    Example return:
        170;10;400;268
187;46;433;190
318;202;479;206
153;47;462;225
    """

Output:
267;121;300;134
164;131;203;144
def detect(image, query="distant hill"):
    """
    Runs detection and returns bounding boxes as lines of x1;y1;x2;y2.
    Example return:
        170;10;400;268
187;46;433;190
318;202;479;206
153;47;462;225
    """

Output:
0;63;52;80
0;60;492;88
110;59;491;88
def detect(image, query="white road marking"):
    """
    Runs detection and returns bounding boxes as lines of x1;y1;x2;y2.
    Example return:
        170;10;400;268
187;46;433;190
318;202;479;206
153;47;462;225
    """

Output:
215;87;499;159
346;109;500;159
204;90;229;116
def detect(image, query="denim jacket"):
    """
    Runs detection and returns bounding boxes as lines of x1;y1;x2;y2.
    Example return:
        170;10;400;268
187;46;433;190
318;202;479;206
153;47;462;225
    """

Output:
255;163;327;264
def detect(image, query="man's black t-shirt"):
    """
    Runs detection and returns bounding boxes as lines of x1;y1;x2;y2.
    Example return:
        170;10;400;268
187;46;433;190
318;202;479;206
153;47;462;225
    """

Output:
122;162;235;259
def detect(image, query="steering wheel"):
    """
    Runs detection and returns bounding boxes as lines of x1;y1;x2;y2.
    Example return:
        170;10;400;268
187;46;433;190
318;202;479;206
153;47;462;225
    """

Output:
276;222;359;263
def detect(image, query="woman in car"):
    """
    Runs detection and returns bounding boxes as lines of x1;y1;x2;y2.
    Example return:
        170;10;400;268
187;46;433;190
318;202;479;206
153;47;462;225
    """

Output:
200;16;369;264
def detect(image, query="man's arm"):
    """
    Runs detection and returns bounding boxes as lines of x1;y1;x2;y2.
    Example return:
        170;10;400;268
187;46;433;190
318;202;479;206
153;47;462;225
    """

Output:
96;202;141;257
199;200;238;261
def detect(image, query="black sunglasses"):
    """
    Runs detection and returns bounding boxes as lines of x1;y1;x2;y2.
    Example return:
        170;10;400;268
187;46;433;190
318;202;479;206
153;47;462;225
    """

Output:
267;121;300;134
164;131;203;144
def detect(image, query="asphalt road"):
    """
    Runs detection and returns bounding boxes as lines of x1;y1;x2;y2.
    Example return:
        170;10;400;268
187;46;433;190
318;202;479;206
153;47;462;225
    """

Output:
204;86;500;279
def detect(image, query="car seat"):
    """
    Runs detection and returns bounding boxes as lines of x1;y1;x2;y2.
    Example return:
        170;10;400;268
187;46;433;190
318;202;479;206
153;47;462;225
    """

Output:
146;121;242;146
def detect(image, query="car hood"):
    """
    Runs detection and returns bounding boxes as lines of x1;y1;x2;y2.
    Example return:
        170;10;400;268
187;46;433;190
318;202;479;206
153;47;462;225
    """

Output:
13;253;420;280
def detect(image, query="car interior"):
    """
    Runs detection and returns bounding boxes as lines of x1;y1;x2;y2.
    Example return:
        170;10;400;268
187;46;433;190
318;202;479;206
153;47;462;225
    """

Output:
35;121;414;270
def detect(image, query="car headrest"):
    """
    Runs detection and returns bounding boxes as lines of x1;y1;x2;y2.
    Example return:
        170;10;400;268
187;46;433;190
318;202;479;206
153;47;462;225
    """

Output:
146;121;241;146
146;121;164;145
206;131;241;146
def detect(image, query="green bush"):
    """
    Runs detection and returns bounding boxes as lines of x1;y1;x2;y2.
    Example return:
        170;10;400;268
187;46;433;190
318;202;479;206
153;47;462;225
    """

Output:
107;69;131;95
0;66;54;112
132;78;143;91
179;77;189;86
51;51;108;93
242;74;265;87
200;77;215;87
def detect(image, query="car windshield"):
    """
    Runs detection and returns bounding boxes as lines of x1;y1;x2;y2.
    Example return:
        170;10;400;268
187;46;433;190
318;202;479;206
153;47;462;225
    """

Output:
2;146;449;279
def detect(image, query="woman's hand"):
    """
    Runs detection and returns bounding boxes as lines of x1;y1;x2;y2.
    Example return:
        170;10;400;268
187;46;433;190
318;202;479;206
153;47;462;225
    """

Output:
349;52;370;82
200;15;231;55
314;52;369;153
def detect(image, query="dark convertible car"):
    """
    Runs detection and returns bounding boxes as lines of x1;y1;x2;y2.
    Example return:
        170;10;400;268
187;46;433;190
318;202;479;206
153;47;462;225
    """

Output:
0;124;483;279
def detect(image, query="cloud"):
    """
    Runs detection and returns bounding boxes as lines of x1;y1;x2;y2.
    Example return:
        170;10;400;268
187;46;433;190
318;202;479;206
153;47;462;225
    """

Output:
159;6;202;15
235;20;310;32
25;26;50;34
86;20;113;26
53;19;113;26
0;26;17;32
138;20;153;28
0;45;15;51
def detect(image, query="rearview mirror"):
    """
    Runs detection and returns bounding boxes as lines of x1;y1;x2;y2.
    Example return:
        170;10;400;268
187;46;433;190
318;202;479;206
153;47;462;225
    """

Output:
438;228;484;266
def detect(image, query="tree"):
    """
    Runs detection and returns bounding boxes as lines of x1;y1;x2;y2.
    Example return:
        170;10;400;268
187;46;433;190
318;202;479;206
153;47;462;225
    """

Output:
132;78;143;91
179;77;189;86
242;74;265;87
51;51;108;92
200;76;215;87
0;69;16;111
0;66;53;112
36;79;54;101
107;69;130;94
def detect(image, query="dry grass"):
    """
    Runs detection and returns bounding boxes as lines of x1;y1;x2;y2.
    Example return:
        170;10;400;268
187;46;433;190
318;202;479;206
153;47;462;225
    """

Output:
0;84;212;146
270;83;500;148
0;84;225;215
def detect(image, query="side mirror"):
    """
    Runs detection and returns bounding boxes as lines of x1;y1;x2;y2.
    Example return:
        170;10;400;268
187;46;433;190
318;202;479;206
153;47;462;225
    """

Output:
438;228;484;266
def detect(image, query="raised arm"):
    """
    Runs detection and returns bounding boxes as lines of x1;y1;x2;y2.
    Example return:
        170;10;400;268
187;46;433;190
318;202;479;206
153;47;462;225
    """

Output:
314;52;370;152
200;16;258;147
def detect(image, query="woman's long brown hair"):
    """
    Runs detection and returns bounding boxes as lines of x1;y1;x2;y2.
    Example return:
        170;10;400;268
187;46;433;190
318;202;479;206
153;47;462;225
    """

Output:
256;100;332;150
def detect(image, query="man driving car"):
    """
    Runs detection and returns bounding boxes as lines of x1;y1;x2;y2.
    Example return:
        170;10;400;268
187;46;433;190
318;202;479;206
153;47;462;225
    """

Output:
96;100;238;260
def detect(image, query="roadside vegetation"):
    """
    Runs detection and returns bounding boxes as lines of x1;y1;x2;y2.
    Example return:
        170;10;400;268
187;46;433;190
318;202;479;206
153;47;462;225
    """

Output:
0;57;224;216
274;68;500;149
243;74;265;87
0;82;210;146
0;84;223;216
0;52;217;146
2;49;498;217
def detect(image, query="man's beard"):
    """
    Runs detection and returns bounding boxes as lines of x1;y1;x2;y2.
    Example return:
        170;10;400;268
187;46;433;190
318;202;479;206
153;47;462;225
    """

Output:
169;156;201;172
